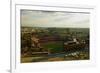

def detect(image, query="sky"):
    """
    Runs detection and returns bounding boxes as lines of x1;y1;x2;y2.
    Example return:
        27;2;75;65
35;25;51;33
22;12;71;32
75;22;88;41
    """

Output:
21;10;90;28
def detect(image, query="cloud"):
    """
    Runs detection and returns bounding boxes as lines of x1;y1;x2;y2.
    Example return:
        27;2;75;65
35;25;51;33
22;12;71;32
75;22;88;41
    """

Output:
21;10;90;28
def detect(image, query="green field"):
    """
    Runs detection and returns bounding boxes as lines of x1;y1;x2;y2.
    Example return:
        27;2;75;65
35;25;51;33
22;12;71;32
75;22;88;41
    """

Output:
41;41;64;53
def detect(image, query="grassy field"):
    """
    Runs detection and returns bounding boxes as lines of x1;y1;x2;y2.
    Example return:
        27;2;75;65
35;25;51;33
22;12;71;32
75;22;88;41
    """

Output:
41;41;64;53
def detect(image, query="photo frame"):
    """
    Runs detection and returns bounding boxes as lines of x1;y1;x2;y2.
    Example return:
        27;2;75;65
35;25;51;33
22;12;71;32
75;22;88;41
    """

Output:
11;0;96;73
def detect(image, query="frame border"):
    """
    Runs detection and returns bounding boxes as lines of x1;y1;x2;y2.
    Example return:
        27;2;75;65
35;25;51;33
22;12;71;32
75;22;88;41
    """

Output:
11;3;96;73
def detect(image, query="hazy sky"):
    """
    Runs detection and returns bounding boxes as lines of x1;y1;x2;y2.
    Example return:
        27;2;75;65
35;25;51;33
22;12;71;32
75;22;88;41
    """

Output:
21;10;90;28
